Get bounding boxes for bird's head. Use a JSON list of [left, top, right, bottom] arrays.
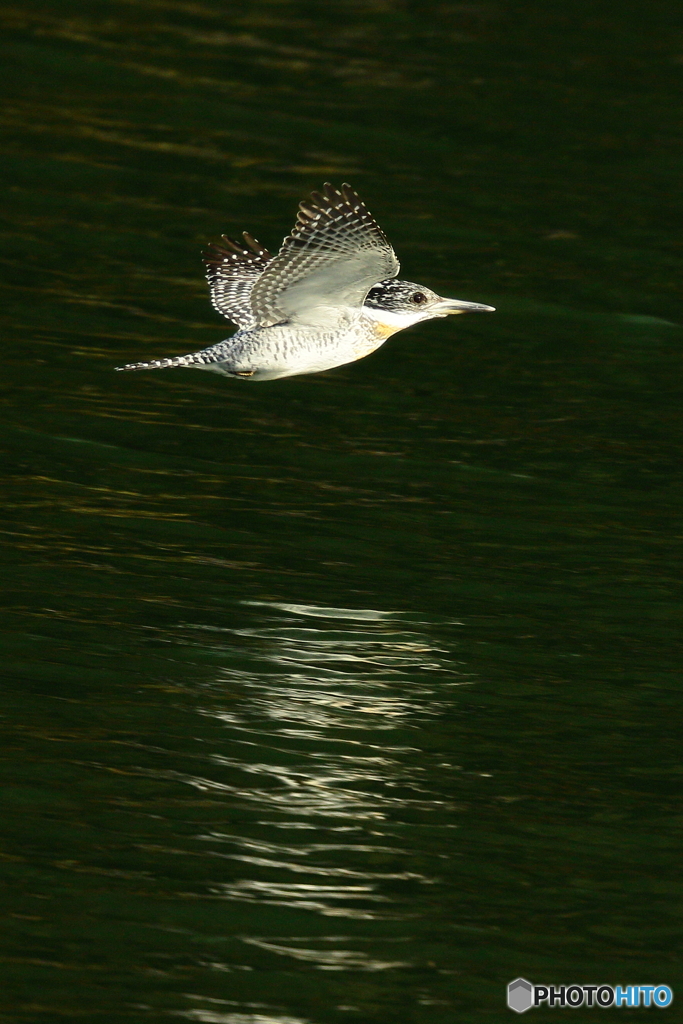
[[363, 279, 495, 333]]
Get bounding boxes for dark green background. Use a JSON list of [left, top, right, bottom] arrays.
[[1, 1, 682, 1021]]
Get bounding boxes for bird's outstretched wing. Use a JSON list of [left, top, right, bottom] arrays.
[[248, 183, 400, 327], [203, 233, 272, 330]]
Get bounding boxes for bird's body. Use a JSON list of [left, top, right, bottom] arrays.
[[134, 307, 408, 381], [116, 184, 494, 382]]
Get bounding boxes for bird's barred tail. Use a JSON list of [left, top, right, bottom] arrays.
[[115, 353, 206, 372]]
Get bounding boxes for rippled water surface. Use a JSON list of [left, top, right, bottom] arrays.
[[1, 1, 683, 1021]]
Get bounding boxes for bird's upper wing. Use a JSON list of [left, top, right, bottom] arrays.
[[203, 233, 272, 330], [248, 183, 400, 327]]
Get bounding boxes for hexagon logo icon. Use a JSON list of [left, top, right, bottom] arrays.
[[508, 978, 533, 1013]]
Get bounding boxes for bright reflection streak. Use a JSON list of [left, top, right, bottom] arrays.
[[178, 1012, 312, 1024], [208, 879, 393, 919], [242, 601, 400, 621], [152, 601, 471, 981], [243, 937, 409, 971]]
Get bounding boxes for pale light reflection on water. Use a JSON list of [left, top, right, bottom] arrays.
[[178, 1010, 312, 1024], [172, 602, 471, 972]]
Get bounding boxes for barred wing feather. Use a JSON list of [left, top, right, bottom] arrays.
[[249, 183, 400, 327], [203, 233, 272, 330]]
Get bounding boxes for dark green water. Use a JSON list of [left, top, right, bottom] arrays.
[[1, 2, 682, 1021]]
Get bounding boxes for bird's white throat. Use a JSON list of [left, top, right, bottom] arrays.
[[362, 305, 431, 333]]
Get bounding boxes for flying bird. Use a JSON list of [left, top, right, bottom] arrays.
[[116, 183, 494, 382]]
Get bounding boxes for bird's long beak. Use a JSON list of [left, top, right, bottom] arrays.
[[437, 298, 496, 315]]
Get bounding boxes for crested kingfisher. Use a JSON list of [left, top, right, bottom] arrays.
[[116, 183, 495, 382]]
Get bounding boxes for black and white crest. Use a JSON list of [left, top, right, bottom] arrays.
[[364, 279, 441, 312]]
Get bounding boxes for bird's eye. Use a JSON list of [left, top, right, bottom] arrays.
[[410, 292, 427, 304]]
